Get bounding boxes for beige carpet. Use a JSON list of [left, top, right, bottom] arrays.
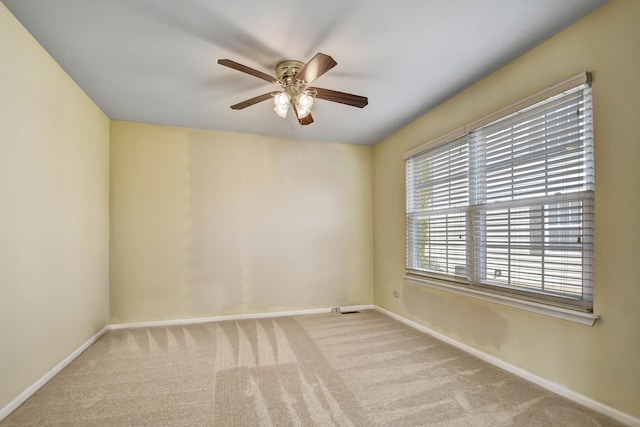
[[1, 310, 622, 426]]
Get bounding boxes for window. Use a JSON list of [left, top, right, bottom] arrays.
[[406, 74, 594, 311]]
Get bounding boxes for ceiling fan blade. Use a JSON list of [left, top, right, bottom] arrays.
[[298, 113, 314, 125], [292, 104, 314, 125], [218, 59, 277, 83], [312, 87, 368, 108], [230, 92, 275, 110], [296, 53, 337, 84]]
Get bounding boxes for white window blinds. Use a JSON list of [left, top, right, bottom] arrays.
[[406, 78, 593, 308]]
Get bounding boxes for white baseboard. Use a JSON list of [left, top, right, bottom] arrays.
[[374, 306, 639, 427], [0, 326, 109, 423], [109, 305, 374, 330], [339, 304, 375, 312]]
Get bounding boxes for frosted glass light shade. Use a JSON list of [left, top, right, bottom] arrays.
[[295, 93, 314, 118], [273, 92, 290, 118]]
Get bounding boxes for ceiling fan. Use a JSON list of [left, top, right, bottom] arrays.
[[218, 53, 368, 126]]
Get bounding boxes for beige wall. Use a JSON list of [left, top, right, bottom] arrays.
[[373, 0, 640, 418], [110, 121, 373, 323], [0, 4, 110, 410]]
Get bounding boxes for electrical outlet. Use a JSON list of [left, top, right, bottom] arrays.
[[393, 290, 399, 298]]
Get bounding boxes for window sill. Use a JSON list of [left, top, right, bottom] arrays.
[[403, 274, 600, 326]]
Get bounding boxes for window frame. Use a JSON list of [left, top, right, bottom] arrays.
[[404, 72, 598, 325]]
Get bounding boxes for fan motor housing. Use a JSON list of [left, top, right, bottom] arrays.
[[276, 60, 305, 81]]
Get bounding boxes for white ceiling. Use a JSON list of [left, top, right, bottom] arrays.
[[3, 0, 607, 146]]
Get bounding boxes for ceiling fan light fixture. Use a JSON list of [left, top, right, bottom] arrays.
[[295, 92, 314, 119], [219, 53, 367, 126], [273, 92, 290, 118]]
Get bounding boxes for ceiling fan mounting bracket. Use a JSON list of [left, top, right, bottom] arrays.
[[276, 60, 305, 81]]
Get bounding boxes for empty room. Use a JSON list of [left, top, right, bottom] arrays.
[[1, 0, 639, 425]]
